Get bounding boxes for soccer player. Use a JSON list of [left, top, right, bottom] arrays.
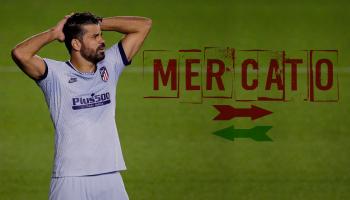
[[11, 12, 152, 200]]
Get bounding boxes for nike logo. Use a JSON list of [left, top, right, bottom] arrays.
[[68, 77, 77, 83]]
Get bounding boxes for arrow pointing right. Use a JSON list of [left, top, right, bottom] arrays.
[[213, 105, 273, 120]]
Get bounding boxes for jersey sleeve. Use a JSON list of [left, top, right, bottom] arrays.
[[104, 41, 132, 81], [35, 58, 60, 94]]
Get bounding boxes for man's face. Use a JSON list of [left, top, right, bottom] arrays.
[[79, 24, 105, 64]]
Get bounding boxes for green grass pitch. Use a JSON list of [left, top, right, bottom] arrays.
[[0, 0, 350, 199]]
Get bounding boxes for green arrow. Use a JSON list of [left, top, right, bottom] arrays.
[[213, 125, 273, 141]]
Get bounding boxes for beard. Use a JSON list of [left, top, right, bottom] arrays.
[[80, 43, 105, 64]]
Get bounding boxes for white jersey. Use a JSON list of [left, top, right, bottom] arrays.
[[36, 42, 131, 177]]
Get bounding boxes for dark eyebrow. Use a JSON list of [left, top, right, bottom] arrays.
[[92, 32, 102, 37]]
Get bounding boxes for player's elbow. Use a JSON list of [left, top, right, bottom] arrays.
[[11, 46, 29, 64], [11, 47, 31, 71], [145, 18, 152, 28], [11, 47, 22, 63], [11, 47, 22, 61], [142, 18, 152, 32]]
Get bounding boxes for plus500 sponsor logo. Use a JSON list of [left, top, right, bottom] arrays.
[[72, 92, 111, 110]]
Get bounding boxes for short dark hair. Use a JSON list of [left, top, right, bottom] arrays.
[[63, 12, 102, 53]]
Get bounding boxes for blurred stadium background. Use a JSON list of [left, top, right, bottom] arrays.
[[0, 0, 350, 199]]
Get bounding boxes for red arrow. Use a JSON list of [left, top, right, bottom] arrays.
[[213, 105, 272, 120]]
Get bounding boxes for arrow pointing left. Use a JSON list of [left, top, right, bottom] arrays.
[[213, 125, 273, 141]]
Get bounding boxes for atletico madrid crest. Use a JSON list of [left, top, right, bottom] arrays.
[[99, 66, 109, 82]]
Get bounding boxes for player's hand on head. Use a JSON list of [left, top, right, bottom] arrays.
[[53, 13, 74, 42]]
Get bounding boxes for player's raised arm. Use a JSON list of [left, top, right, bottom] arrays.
[[100, 16, 152, 62], [11, 14, 72, 80]]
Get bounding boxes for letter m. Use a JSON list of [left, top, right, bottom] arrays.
[[153, 59, 177, 90]]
